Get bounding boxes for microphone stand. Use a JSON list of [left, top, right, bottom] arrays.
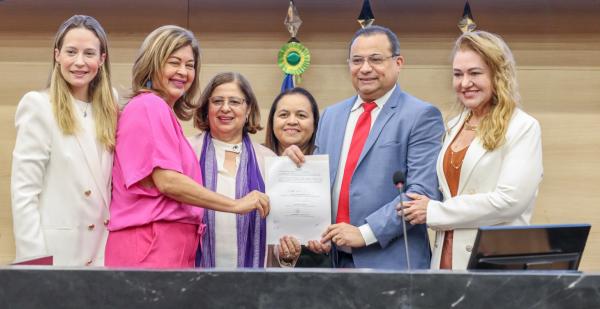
[[393, 171, 411, 270], [398, 190, 411, 270]]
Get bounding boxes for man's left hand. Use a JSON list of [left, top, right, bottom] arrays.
[[321, 223, 366, 248]]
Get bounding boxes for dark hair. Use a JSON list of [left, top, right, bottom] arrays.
[[348, 25, 401, 57], [264, 87, 319, 155], [194, 72, 262, 134]]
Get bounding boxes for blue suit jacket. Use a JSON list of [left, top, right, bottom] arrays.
[[315, 86, 444, 269]]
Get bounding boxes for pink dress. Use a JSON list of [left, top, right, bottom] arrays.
[[105, 92, 204, 268]]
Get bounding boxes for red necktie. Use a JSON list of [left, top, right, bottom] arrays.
[[336, 102, 378, 224]]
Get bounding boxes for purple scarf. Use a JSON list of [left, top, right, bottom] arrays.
[[196, 132, 266, 268]]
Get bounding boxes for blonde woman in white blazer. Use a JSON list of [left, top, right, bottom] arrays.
[[400, 31, 543, 270], [11, 15, 118, 266]]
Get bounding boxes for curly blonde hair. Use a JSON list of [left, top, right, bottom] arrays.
[[452, 30, 519, 151]]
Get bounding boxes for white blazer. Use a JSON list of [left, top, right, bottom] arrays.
[[427, 108, 543, 270], [11, 91, 112, 266]]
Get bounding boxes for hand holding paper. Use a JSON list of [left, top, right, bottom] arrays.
[[265, 155, 331, 245]]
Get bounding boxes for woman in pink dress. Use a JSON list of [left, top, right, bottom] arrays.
[[104, 25, 269, 269]]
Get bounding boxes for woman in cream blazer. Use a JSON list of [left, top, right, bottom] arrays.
[[11, 15, 118, 266], [427, 108, 541, 270], [401, 31, 543, 270]]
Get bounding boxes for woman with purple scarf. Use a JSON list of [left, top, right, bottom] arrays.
[[190, 72, 301, 267]]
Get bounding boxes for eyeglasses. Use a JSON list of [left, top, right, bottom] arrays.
[[348, 54, 397, 67], [209, 96, 246, 108]]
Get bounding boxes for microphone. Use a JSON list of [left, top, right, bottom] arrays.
[[393, 171, 406, 193], [393, 171, 411, 270]]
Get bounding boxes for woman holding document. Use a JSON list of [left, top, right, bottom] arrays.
[[264, 87, 331, 267], [190, 72, 299, 267], [400, 31, 543, 270]]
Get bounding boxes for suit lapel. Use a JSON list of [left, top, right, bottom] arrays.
[[458, 137, 486, 193], [356, 87, 400, 166], [74, 120, 110, 209], [437, 133, 453, 198], [438, 111, 468, 198]]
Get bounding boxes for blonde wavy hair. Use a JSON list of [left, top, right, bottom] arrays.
[[49, 15, 118, 150], [451, 30, 519, 151], [131, 25, 201, 121]]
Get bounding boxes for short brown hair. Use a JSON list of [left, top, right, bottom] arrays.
[[194, 72, 263, 134]]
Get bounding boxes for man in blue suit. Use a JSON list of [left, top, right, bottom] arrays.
[[285, 25, 444, 269]]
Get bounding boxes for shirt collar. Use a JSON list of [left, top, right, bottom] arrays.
[[351, 85, 397, 112]]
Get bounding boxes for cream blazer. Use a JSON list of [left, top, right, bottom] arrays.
[[11, 91, 112, 266], [427, 108, 543, 270]]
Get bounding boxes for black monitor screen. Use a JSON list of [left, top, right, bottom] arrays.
[[467, 224, 591, 271]]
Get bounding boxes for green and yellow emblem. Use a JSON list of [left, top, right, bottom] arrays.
[[278, 42, 310, 75]]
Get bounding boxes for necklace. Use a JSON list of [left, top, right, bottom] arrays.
[[463, 112, 478, 131], [77, 101, 90, 118], [82, 103, 89, 118], [449, 149, 463, 170]]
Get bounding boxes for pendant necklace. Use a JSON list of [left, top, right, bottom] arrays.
[[78, 102, 90, 118]]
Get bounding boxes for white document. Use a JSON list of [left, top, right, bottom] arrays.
[[265, 155, 331, 245]]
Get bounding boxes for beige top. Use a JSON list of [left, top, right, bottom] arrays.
[[212, 138, 242, 267]]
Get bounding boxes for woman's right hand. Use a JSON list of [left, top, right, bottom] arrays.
[[282, 145, 305, 167], [234, 190, 270, 218]]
